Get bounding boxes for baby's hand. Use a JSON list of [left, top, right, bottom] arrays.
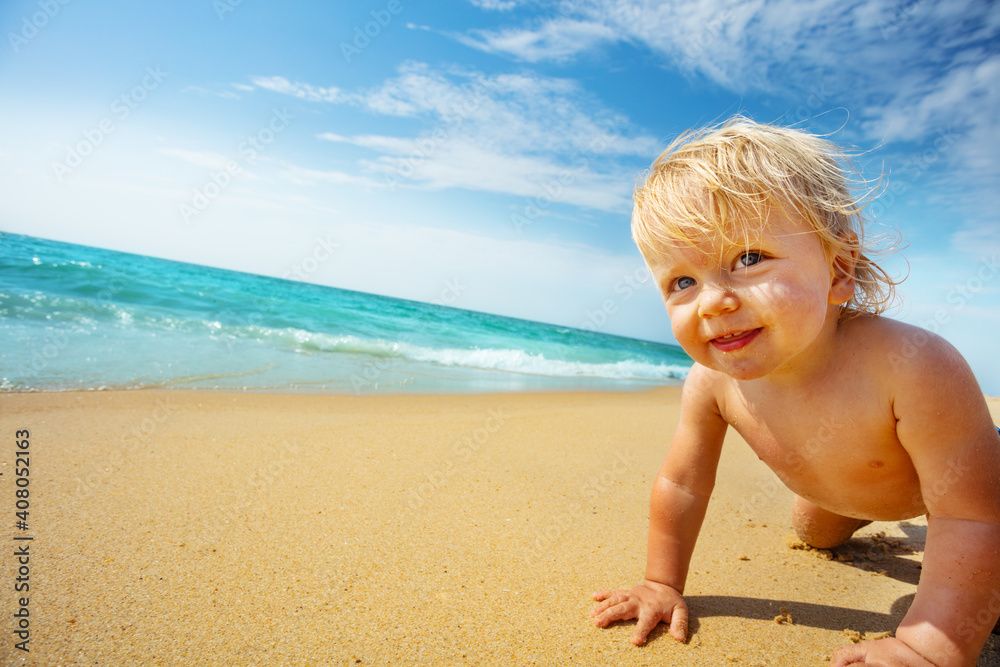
[[829, 636, 937, 666], [590, 581, 688, 645]]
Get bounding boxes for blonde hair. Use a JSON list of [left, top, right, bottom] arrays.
[[632, 116, 899, 317]]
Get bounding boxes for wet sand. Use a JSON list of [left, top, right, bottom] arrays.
[[1, 389, 998, 665]]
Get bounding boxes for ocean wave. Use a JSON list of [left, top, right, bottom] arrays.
[[2, 293, 690, 383], [243, 327, 688, 381], [407, 345, 688, 380], [3, 233, 693, 391]]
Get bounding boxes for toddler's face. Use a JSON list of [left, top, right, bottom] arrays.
[[644, 210, 844, 381]]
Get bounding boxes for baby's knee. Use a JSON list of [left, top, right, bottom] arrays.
[[791, 497, 869, 550], [791, 502, 831, 548]]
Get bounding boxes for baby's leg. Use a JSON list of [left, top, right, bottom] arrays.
[[791, 496, 871, 549]]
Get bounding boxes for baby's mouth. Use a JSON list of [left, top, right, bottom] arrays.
[[710, 328, 762, 351]]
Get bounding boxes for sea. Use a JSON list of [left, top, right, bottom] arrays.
[[0, 232, 691, 394]]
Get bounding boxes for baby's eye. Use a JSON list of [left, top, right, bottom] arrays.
[[735, 252, 764, 269], [672, 276, 696, 291]]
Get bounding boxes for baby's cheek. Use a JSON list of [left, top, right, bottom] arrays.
[[668, 314, 703, 359], [670, 319, 695, 351], [759, 281, 825, 319]]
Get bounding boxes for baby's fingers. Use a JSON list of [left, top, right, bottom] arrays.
[[591, 596, 637, 628], [589, 590, 626, 618], [591, 589, 619, 602], [631, 611, 661, 645], [668, 604, 689, 642], [827, 645, 860, 667], [632, 602, 687, 645]]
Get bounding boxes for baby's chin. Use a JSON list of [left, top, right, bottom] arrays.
[[698, 356, 776, 381], [678, 344, 779, 381], [718, 368, 772, 382]]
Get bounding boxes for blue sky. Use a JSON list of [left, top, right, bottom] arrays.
[[1, 0, 998, 392]]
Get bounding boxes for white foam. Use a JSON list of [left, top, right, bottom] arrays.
[[407, 346, 688, 380], [239, 326, 688, 381]]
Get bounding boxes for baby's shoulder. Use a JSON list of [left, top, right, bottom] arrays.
[[681, 362, 729, 407], [842, 315, 973, 390]]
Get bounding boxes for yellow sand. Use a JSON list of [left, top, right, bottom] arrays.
[[1, 389, 998, 666]]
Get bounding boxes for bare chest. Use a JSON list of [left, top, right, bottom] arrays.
[[720, 387, 924, 519]]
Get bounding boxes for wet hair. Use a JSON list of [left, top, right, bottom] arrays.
[[632, 116, 899, 317]]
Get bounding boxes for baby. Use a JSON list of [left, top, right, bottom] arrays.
[[590, 117, 1000, 666]]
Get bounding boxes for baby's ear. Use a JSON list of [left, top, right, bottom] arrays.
[[829, 234, 858, 306]]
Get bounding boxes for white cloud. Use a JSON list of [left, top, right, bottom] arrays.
[[450, 0, 998, 119], [155, 148, 234, 170], [363, 138, 634, 211], [316, 132, 348, 143], [250, 75, 342, 103], [451, 0, 974, 93], [467, 0, 519, 10], [455, 18, 619, 63], [449, 0, 1000, 254], [356, 63, 468, 117], [250, 62, 659, 212], [950, 221, 1000, 258], [275, 163, 381, 188], [862, 55, 1000, 144], [859, 52, 1000, 254], [322, 133, 417, 154]]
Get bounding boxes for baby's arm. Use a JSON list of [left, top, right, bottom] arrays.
[[591, 364, 728, 644], [835, 337, 1000, 667]]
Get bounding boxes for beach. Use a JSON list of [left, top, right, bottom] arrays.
[[2, 388, 998, 666]]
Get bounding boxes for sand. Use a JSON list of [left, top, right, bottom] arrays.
[[1, 389, 998, 666]]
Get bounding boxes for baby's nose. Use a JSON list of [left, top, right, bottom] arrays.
[[697, 283, 739, 317]]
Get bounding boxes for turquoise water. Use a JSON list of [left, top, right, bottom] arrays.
[[0, 232, 692, 394]]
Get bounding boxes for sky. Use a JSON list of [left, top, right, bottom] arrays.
[[1, 0, 998, 393]]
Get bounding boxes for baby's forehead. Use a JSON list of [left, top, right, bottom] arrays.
[[650, 226, 764, 256], [642, 216, 819, 266], [643, 236, 734, 270], [661, 206, 815, 245]]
